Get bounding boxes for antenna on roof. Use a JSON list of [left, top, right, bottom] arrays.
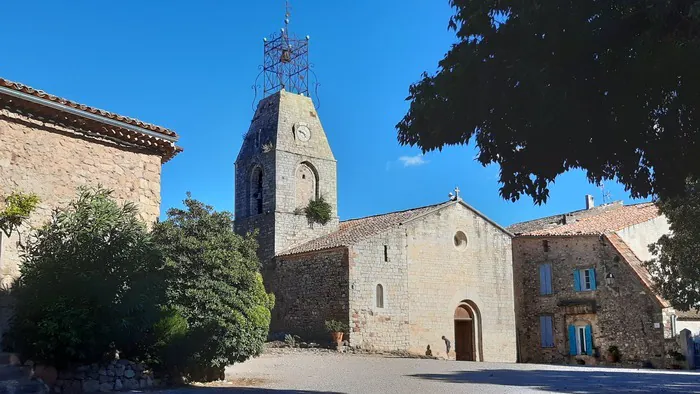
[[598, 182, 611, 205]]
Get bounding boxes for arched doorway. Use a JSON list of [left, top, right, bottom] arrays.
[[454, 304, 476, 361]]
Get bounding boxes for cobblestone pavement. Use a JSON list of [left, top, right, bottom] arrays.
[[159, 349, 700, 394]]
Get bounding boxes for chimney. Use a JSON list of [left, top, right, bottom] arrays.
[[585, 195, 595, 210]]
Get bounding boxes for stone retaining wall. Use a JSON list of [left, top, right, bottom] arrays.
[[51, 360, 159, 393]]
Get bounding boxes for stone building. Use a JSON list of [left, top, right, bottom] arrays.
[[234, 88, 516, 362], [0, 77, 181, 290], [509, 197, 677, 367]]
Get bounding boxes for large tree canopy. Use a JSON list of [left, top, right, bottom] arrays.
[[646, 181, 700, 311], [397, 0, 700, 203]]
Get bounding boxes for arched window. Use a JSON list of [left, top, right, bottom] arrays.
[[376, 284, 384, 308], [250, 166, 264, 215], [296, 162, 318, 208]]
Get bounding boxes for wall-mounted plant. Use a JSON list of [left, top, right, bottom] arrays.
[[304, 196, 332, 225], [262, 142, 274, 153]]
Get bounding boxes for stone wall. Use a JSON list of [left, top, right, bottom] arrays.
[[270, 248, 349, 340], [513, 236, 667, 367], [0, 109, 162, 288], [405, 203, 516, 362], [52, 359, 158, 393], [347, 228, 410, 351]]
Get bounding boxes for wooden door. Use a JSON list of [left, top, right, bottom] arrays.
[[455, 319, 475, 361]]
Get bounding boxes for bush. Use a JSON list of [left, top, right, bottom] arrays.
[[304, 196, 332, 225], [152, 194, 274, 382], [324, 320, 348, 333], [8, 187, 167, 367], [0, 191, 40, 238]]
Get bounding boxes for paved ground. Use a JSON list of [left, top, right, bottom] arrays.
[[162, 350, 700, 394]]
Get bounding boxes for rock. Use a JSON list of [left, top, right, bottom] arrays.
[[9, 354, 21, 366], [138, 378, 147, 389], [76, 366, 89, 372], [88, 370, 99, 380], [58, 371, 73, 380], [145, 376, 153, 387], [106, 369, 115, 377], [115, 365, 125, 377], [98, 368, 107, 376], [124, 378, 138, 390], [53, 385, 62, 393], [116, 360, 130, 366], [24, 360, 35, 368], [74, 372, 85, 380], [123, 369, 135, 379], [83, 379, 100, 393], [99, 375, 111, 384], [34, 365, 58, 386], [99, 382, 113, 392], [114, 379, 123, 390]]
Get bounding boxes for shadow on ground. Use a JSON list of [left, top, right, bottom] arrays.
[[409, 368, 700, 393], [155, 387, 341, 394]]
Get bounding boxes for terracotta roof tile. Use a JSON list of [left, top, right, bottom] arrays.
[[605, 233, 670, 308], [509, 202, 659, 236], [0, 77, 181, 161], [279, 201, 451, 256], [676, 310, 700, 320]]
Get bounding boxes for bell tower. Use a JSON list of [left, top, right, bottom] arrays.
[[234, 1, 338, 263]]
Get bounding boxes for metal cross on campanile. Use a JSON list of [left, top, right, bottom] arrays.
[[454, 187, 461, 199]]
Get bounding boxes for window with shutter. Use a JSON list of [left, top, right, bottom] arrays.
[[539, 264, 553, 295], [540, 315, 554, 348], [574, 268, 596, 291]]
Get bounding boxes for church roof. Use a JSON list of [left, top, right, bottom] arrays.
[[278, 201, 453, 256], [507, 202, 659, 236], [0, 77, 181, 162]]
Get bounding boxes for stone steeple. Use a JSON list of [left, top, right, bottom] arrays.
[[234, 90, 338, 262]]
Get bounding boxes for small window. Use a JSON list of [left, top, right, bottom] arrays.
[[671, 315, 678, 337], [453, 231, 468, 251], [540, 315, 554, 348], [539, 264, 553, 295], [383, 245, 388, 262], [376, 284, 384, 308], [542, 240, 550, 252], [574, 268, 597, 291]]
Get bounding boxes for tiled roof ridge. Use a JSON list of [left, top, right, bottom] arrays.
[[0, 77, 177, 138], [604, 233, 670, 308], [507, 201, 625, 231], [278, 201, 454, 256]]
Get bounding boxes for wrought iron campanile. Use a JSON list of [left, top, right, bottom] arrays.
[[254, 1, 319, 106]]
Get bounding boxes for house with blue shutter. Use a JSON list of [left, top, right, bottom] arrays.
[[509, 196, 678, 368]]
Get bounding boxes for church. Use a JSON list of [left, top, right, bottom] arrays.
[[233, 9, 517, 362]]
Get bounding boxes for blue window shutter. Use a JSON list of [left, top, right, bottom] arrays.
[[545, 316, 553, 347], [589, 269, 597, 290], [539, 266, 547, 295], [585, 325, 593, 355], [545, 264, 552, 294], [568, 325, 577, 355], [573, 270, 581, 292], [540, 316, 547, 347]]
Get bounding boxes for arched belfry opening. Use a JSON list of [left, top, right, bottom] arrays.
[[295, 162, 318, 208], [251, 166, 264, 215], [454, 301, 483, 362]]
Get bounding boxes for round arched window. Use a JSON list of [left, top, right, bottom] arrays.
[[454, 231, 468, 251]]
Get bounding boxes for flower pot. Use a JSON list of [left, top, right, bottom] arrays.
[[331, 331, 344, 345]]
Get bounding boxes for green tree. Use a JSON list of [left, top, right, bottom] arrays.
[[8, 187, 167, 366], [0, 191, 40, 238], [646, 182, 700, 311], [397, 0, 700, 204], [152, 194, 274, 382]]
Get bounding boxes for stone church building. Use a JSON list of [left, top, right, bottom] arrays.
[[234, 90, 517, 362]]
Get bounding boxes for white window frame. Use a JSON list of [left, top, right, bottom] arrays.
[[576, 326, 588, 355], [582, 270, 592, 290]]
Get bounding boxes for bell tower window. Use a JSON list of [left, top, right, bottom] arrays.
[[251, 166, 264, 215], [295, 162, 318, 209]]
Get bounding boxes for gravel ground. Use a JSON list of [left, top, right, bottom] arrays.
[[157, 349, 700, 394]]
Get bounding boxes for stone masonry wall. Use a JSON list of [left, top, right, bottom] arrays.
[[270, 248, 349, 340], [0, 109, 162, 288], [348, 228, 410, 351], [513, 236, 667, 367], [406, 203, 516, 362]]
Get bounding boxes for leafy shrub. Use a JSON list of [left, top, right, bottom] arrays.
[[284, 334, 300, 348], [304, 196, 332, 225], [324, 320, 348, 333], [0, 191, 40, 237], [152, 194, 274, 382], [8, 187, 167, 367]]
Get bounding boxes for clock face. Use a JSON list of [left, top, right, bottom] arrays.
[[295, 124, 311, 142]]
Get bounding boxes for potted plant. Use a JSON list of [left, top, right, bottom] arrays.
[[607, 345, 621, 363], [324, 320, 348, 346]]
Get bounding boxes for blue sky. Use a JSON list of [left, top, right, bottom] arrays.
[[0, 0, 647, 226]]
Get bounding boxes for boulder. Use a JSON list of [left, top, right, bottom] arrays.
[[114, 379, 123, 391], [82, 379, 99, 393], [34, 365, 58, 386], [98, 382, 113, 392], [123, 369, 135, 379]]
